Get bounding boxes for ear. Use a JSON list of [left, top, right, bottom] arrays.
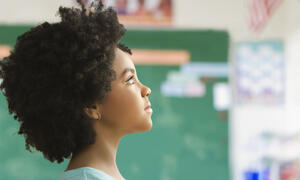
[[83, 103, 102, 120]]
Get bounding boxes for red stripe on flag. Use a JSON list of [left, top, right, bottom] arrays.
[[248, 0, 284, 32]]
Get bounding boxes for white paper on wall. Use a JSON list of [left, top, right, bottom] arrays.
[[235, 41, 285, 106], [213, 83, 231, 111]]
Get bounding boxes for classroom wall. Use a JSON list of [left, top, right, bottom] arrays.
[[175, 0, 286, 40], [1, 0, 298, 180], [0, 0, 287, 40], [0, 0, 74, 24], [285, 0, 300, 135]]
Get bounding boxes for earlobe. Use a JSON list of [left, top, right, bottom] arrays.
[[83, 105, 99, 120]]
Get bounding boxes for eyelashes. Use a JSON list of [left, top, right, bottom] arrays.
[[126, 75, 135, 85]]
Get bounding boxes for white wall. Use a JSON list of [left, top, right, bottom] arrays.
[[0, 0, 74, 24], [285, 0, 300, 135], [174, 0, 287, 40], [0, 0, 287, 40]]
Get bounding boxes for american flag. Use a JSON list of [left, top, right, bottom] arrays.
[[249, 0, 284, 32]]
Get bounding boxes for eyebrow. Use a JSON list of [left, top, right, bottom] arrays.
[[120, 68, 135, 79]]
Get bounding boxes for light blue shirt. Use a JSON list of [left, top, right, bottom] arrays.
[[60, 167, 121, 180]]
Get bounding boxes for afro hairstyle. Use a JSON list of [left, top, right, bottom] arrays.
[[0, 0, 132, 164]]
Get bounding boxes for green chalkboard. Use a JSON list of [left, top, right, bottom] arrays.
[[0, 25, 230, 180]]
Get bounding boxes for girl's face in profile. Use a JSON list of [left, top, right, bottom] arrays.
[[100, 48, 152, 134]]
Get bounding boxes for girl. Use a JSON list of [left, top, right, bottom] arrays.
[[0, 1, 152, 180]]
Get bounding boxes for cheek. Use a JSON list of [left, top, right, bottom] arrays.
[[102, 86, 144, 126]]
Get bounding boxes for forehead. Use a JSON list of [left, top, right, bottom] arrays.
[[113, 48, 135, 76]]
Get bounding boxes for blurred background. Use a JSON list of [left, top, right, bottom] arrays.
[[0, 0, 299, 180]]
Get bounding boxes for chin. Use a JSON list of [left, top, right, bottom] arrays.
[[144, 118, 153, 131], [126, 119, 152, 134], [136, 117, 153, 133]]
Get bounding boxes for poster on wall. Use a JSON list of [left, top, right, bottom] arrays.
[[234, 41, 285, 106], [78, 0, 172, 27]]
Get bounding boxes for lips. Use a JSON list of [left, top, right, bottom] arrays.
[[144, 102, 151, 110], [145, 105, 153, 113], [144, 105, 151, 110]]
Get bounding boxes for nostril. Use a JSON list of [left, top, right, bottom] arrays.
[[146, 88, 151, 96]]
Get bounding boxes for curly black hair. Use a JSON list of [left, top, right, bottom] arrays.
[[0, 0, 131, 164]]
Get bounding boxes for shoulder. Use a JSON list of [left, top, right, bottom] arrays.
[[60, 167, 116, 180]]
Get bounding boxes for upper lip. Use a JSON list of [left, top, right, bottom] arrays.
[[144, 103, 151, 110]]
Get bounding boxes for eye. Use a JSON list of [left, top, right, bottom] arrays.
[[126, 75, 135, 85]]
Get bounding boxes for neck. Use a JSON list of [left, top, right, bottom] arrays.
[[65, 123, 125, 179]]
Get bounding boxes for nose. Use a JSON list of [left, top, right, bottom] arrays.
[[142, 85, 151, 97]]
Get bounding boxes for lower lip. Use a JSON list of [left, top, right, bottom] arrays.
[[145, 107, 153, 113]]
